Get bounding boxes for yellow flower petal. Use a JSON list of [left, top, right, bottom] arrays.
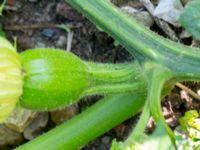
[[0, 39, 23, 122]]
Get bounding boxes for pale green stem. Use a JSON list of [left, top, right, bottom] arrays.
[[146, 64, 176, 146], [84, 81, 145, 96], [67, 0, 200, 81], [128, 100, 150, 139], [86, 62, 141, 83], [83, 62, 146, 96]]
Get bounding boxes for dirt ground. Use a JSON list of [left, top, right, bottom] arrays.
[[0, 0, 200, 149]]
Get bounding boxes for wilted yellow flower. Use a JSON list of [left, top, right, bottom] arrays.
[[0, 37, 23, 122]]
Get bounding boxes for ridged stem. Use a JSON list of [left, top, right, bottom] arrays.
[[66, 0, 200, 81], [16, 92, 146, 150], [128, 100, 150, 139], [86, 62, 141, 83], [83, 62, 145, 96]]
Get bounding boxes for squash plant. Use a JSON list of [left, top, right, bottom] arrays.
[[0, 0, 200, 149]]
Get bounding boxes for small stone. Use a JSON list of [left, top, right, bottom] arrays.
[[51, 104, 79, 124], [41, 29, 56, 39], [56, 35, 67, 48], [192, 40, 200, 48], [146, 117, 155, 132], [15, 1, 22, 10], [4, 108, 38, 133], [179, 30, 191, 39], [24, 112, 48, 140], [0, 125, 23, 146], [154, 0, 184, 26], [101, 136, 110, 145], [120, 6, 154, 27], [35, 41, 46, 48]]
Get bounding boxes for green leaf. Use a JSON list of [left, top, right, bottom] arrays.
[[179, 110, 200, 140], [175, 126, 200, 150], [179, 0, 200, 40]]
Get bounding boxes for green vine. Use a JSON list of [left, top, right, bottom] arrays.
[[0, 0, 199, 149]]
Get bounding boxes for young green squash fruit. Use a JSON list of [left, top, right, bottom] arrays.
[[20, 48, 139, 111], [20, 49, 89, 110]]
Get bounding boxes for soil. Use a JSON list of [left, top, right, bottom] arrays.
[[0, 0, 200, 150]]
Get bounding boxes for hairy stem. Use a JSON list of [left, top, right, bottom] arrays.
[[16, 93, 145, 150], [86, 62, 141, 83], [145, 63, 175, 146], [84, 62, 146, 96], [128, 100, 150, 139], [66, 0, 200, 81]]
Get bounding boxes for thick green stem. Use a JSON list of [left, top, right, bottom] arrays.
[[144, 63, 176, 146], [127, 63, 175, 144], [84, 62, 145, 96], [86, 62, 141, 83], [128, 100, 150, 139], [16, 93, 145, 150], [66, 0, 200, 81], [84, 81, 145, 96]]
